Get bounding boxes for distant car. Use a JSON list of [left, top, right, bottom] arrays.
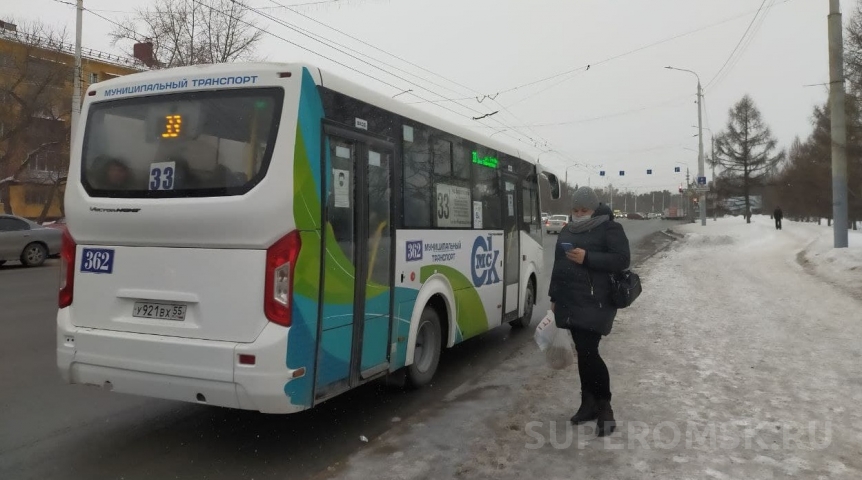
[[541, 212, 549, 223], [613, 209, 622, 218], [0, 214, 62, 267], [626, 212, 645, 220], [545, 214, 569, 234]]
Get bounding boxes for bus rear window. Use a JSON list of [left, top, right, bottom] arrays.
[[81, 88, 283, 198]]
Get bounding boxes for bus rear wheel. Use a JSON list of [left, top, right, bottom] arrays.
[[509, 281, 535, 329], [406, 307, 442, 388]]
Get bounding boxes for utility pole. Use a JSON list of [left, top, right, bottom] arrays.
[[712, 136, 717, 221], [697, 80, 706, 226], [829, 0, 849, 248], [686, 168, 691, 222], [72, 0, 83, 140]]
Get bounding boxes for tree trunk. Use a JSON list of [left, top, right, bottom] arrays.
[[743, 169, 751, 224], [36, 181, 60, 224], [0, 185, 12, 214]]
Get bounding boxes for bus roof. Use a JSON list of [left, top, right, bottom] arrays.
[[86, 62, 538, 166]]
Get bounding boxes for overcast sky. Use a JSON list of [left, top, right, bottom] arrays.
[[4, 0, 845, 192]]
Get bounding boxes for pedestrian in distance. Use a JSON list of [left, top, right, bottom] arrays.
[[773, 206, 783, 230], [548, 186, 631, 437]]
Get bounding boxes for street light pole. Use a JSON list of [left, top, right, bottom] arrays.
[[667, 66, 706, 226]]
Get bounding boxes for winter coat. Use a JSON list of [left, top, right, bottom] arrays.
[[774, 208, 783, 220], [548, 206, 631, 335]]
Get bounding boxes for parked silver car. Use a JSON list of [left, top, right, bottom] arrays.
[[0, 214, 62, 267], [545, 214, 569, 234]]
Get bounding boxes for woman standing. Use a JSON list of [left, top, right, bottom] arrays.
[[549, 186, 631, 436]]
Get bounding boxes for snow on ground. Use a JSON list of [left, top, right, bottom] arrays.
[[320, 216, 862, 480]]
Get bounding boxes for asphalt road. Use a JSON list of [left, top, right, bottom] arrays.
[[0, 219, 680, 480]]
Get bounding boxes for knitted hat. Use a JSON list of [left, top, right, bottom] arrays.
[[571, 186, 600, 211]]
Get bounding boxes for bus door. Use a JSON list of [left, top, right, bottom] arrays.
[[315, 126, 394, 400], [501, 171, 521, 322]]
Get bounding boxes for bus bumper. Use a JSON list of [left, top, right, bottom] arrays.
[[56, 309, 308, 414]]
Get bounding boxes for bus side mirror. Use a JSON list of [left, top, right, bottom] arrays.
[[544, 173, 561, 200]]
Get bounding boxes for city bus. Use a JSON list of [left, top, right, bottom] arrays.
[[57, 62, 561, 414]]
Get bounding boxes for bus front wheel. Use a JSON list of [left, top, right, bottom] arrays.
[[406, 307, 442, 388]]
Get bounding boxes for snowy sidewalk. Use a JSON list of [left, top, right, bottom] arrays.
[[319, 217, 862, 480]]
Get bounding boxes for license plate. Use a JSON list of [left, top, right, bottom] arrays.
[[132, 302, 187, 321]]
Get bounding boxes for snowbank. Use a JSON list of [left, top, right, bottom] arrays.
[[322, 216, 862, 480]]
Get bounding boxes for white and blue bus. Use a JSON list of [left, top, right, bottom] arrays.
[[57, 63, 561, 413]]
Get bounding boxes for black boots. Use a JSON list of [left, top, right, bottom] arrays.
[[596, 399, 616, 437], [569, 391, 599, 424]]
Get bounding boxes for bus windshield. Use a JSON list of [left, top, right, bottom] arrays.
[[81, 87, 284, 198]]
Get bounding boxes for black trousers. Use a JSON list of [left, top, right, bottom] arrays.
[[775, 218, 782, 229], [569, 327, 611, 400]]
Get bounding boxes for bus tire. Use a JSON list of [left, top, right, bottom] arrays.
[[406, 307, 442, 388], [21, 242, 47, 267], [509, 280, 535, 329]]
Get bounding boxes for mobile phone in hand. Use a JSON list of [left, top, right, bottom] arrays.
[[560, 242, 574, 251]]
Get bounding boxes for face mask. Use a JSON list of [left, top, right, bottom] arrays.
[[568, 215, 591, 225]]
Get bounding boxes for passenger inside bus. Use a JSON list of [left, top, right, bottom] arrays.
[[91, 155, 135, 190]]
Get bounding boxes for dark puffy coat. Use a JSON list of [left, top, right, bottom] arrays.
[[548, 205, 631, 335]]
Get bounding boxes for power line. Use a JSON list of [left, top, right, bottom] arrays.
[[705, 0, 769, 89], [493, 1, 797, 101], [254, 0, 342, 9], [265, 0, 479, 98], [191, 0, 546, 151], [250, 0, 562, 150], [473, 93, 696, 129], [258, 0, 474, 102], [261, 0, 562, 152], [503, 69, 590, 109], [712, 0, 775, 90]]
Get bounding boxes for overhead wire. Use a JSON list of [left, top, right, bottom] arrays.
[[255, 0, 562, 152], [469, 93, 696, 129], [705, 0, 770, 89], [191, 0, 549, 151], [494, 3, 788, 102], [493, 0, 799, 108], [708, 0, 775, 91]]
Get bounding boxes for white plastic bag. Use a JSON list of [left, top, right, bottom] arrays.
[[545, 329, 574, 370], [534, 310, 557, 351], [534, 310, 574, 370]]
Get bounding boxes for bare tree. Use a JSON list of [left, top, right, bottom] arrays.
[[846, 1, 862, 95], [110, 0, 263, 68], [713, 95, 785, 224], [0, 21, 71, 214]]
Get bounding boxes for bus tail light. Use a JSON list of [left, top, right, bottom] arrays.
[[264, 230, 301, 326], [59, 229, 76, 308]]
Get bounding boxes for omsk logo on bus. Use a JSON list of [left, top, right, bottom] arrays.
[[471, 235, 500, 287]]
